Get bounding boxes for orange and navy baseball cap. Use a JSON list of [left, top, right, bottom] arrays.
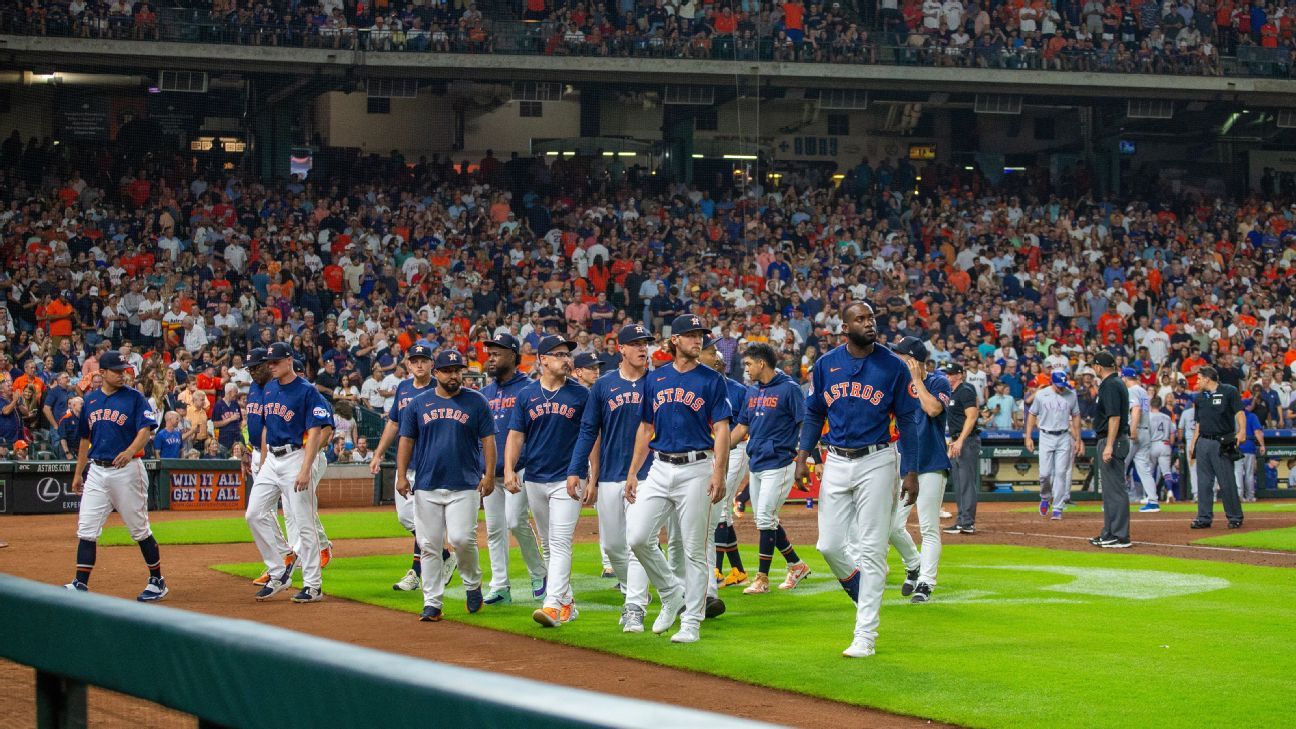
[[98, 351, 131, 371], [537, 335, 573, 356], [245, 348, 268, 369], [265, 342, 294, 361], [573, 352, 600, 371], [434, 349, 466, 370], [617, 323, 655, 344], [670, 314, 708, 336], [484, 332, 520, 353], [408, 342, 434, 360]]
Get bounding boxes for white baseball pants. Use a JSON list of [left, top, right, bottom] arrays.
[[246, 461, 292, 573], [249, 449, 326, 589], [1126, 432, 1157, 502], [597, 479, 663, 611], [254, 457, 331, 556], [888, 470, 946, 586], [77, 460, 152, 542], [1037, 432, 1075, 508], [526, 480, 582, 609], [482, 469, 547, 591], [1149, 443, 1172, 496], [1234, 454, 1257, 500], [817, 447, 898, 645], [415, 488, 482, 610], [749, 461, 796, 531], [628, 456, 712, 630], [395, 469, 416, 533], [706, 447, 748, 600]]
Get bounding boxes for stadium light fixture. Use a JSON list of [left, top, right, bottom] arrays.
[[691, 154, 704, 159], [723, 154, 758, 160], [618, 152, 636, 157]]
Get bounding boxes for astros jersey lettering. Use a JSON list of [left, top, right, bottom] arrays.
[[261, 376, 334, 446], [399, 389, 494, 491], [80, 386, 158, 460], [509, 378, 588, 482], [913, 371, 954, 474], [568, 371, 653, 481], [799, 344, 919, 475], [388, 378, 434, 424], [482, 372, 530, 476], [738, 370, 806, 471], [246, 380, 265, 446], [641, 363, 733, 453]]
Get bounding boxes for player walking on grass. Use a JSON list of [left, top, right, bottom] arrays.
[[371, 342, 457, 593], [729, 342, 809, 596], [698, 339, 750, 595], [570, 352, 615, 579], [65, 350, 166, 602], [1024, 370, 1083, 521], [796, 302, 919, 658], [481, 333, 548, 605], [248, 342, 334, 603], [395, 350, 495, 622], [507, 335, 589, 628], [625, 315, 732, 644]]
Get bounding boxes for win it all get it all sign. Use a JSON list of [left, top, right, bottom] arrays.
[[169, 470, 245, 511]]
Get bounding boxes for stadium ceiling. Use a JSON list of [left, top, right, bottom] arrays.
[[5, 36, 1296, 107]]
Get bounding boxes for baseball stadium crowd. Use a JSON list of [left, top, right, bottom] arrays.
[[2, 134, 1296, 496], [3, 0, 1295, 75]]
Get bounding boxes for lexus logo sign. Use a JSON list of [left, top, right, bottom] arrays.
[[37, 477, 64, 504]]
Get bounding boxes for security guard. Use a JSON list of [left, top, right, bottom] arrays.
[[1188, 366, 1246, 530], [1089, 352, 1132, 549]]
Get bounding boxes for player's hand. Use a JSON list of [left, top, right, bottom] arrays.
[[565, 475, 583, 501], [112, 451, 132, 468], [395, 478, 411, 497], [904, 356, 924, 383], [900, 473, 919, 507], [71, 473, 83, 494], [625, 475, 638, 504], [1102, 445, 1114, 463], [708, 472, 725, 504], [479, 476, 495, 498], [794, 454, 809, 485], [949, 439, 963, 458], [1023, 438, 1034, 453], [294, 470, 310, 492], [1236, 432, 1246, 447], [369, 458, 382, 476], [504, 472, 521, 494], [1259, 444, 1266, 456], [1074, 440, 1084, 458], [581, 478, 598, 507]]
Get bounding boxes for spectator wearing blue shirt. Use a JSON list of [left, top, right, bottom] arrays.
[[1235, 400, 1264, 503], [42, 372, 75, 433], [152, 411, 187, 459], [58, 397, 83, 459]]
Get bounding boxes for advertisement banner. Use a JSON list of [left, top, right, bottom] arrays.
[[9, 462, 81, 514], [168, 468, 245, 511]]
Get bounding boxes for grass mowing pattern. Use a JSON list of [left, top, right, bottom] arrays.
[[101, 509, 596, 546], [1195, 525, 1296, 551], [215, 543, 1296, 728]]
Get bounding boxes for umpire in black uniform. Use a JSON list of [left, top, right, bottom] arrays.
[[1090, 352, 1132, 549], [1189, 366, 1246, 530], [941, 362, 981, 535]]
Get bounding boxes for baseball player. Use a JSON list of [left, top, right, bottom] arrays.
[[625, 314, 732, 644], [729, 342, 808, 595], [370, 342, 458, 592], [886, 337, 951, 603], [395, 349, 495, 622], [796, 302, 919, 658], [1235, 399, 1264, 503], [65, 350, 166, 601], [1147, 397, 1176, 502], [572, 351, 616, 580], [481, 332, 548, 605], [1179, 401, 1198, 500], [1123, 368, 1159, 512], [248, 342, 334, 603], [1024, 370, 1083, 521], [506, 335, 589, 627], [698, 338, 749, 593], [293, 358, 334, 568]]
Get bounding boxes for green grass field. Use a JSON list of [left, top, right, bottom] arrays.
[[102, 509, 598, 546], [1013, 502, 1296, 514], [1195, 526, 1296, 551], [215, 543, 1295, 728]]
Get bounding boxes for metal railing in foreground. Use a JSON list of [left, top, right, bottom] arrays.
[[0, 574, 775, 729]]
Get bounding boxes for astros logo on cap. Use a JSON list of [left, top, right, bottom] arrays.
[[448, 352, 460, 363], [495, 334, 505, 342], [635, 325, 646, 334], [691, 316, 700, 327]]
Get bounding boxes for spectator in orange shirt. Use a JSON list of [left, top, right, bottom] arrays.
[[13, 360, 46, 400]]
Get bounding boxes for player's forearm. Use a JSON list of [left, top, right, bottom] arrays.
[[1235, 411, 1246, 436], [481, 437, 497, 483], [395, 436, 414, 475], [915, 389, 943, 417], [567, 422, 598, 479], [587, 434, 602, 483], [897, 415, 920, 476], [504, 431, 524, 477], [957, 408, 977, 441], [1129, 408, 1141, 432], [1024, 413, 1036, 437], [798, 411, 825, 453], [712, 420, 731, 475], [1070, 415, 1081, 441], [373, 421, 399, 462]]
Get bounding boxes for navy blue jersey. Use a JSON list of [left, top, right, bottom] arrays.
[[482, 372, 531, 477], [641, 363, 733, 454], [509, 378, 588, 483], [80, 386, 158, 461], [262, 376, 334, 447], [914, 371, 954, 474], [567, 370, 653, 482], [737, 371, 805, 472], [399, 388, 494, 491], [799, 344, 920, 476], [153, 428, 184, 458], [388, 377, 434, 424], [724, 377, 748, 441], [246, 380, 265, 447]]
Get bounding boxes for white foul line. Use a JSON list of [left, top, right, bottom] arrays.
[[997, 530, 1296, 559]]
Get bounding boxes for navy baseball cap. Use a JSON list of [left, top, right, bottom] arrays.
[[1092, 351, 1117, 368], [1120, 367, 1138, 378], [265, 342, 294, 361], [485, 332, 520, 353], [407, 342, 434, 360], [892, 336, 929, 362], [293, 358, 305, 373], [701, 332, 717, 350], [942, 362, 964, 375], [1051, 370, 1072, 389], [670, 314, 708, 336], [537, 335, 573, 355], [617, 323, 655, 344], [434, 349, 467, 370], [98, 351, 131, 371], [245, 347, 268, 369], [573, 352, 600, 370]]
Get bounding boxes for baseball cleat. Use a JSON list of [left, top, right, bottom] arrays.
[[601, 567, 616, 578], [1088, 534, 1111, 546], [939, 510, 953, 519], [652, 591, 685, 634], [1138, 503, 1161, 513], [722, 568, 748, 587], [441, 552, 458, 587], [1038, 499, 1050, 517], [670, 625, 700, 644], [942, 525, 965, 535], [393, 569, 421, 591], [283, 552, 298, 572], [743, 573, 770, 594], [622, 606, 646, 633], [419, 605, 443, 622], [910, 583, 932, 604], [291, 587, 325, 603], [466, 588, 484, 614], [531, 576, 547, 600], [1189, 520, 1212, 529], [1100, 539, 1133, 549], [255, 577, 291, 601], [842, 636, 876, 658], [320, 547, 332, 569], [559, 602, 579, 623], [252, 569, 272, 587], [483, 587, 512, 605], [137, 576, 169, 602], [1051, 509, 1063, 521], [705, 596, 726, 619], [779, 562, 811, 590], [1228, 520, 1243, 529], [714, 567, 723, 587], [533, 607, 561, 628], [65, 580, 88, 592], [900, 568, 919, 597]]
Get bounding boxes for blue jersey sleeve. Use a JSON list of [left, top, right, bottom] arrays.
[[508, 392, 529, 433], [399, 399, 419, 440], [737, 387, 753, 427], [567, 382, 602, 479], [306, 389, 334, 430], [789, 380, 806, 424], [799, 361, 827, 452], [388, 393, 401, 423], [709, 374, 733, 424], [78, 404, 91, 440], [928, 374, 952, 413], [893, 365, 920, 477], [475, 395, 495, 440]]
